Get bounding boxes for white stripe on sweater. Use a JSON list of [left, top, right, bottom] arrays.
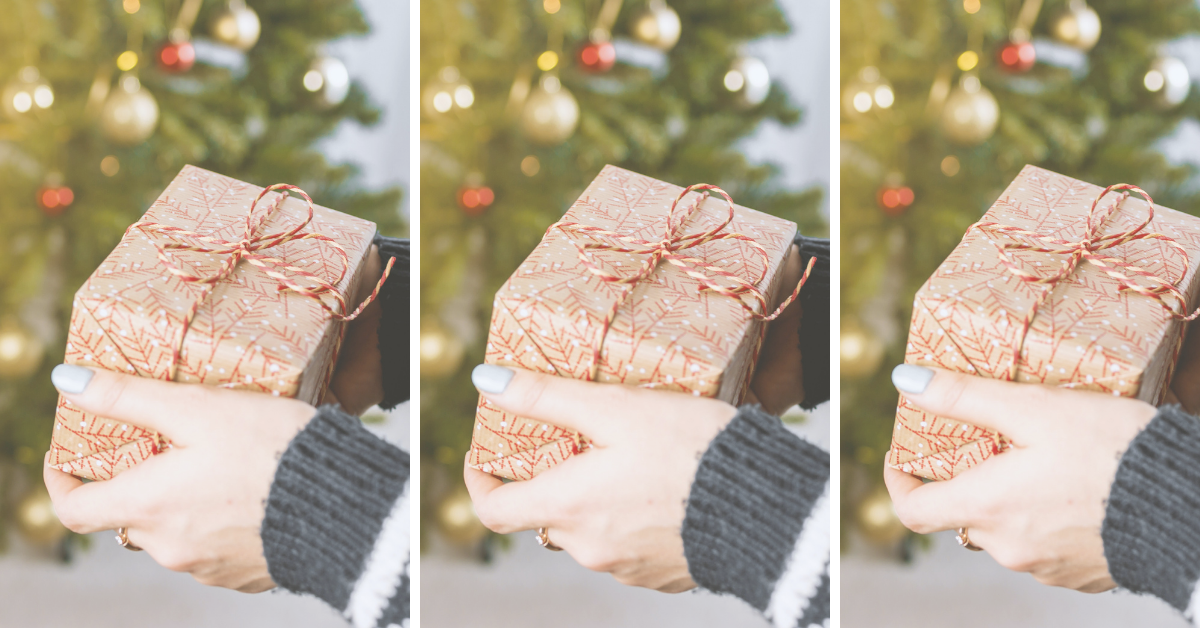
[[1186, 579, 1200, 626], [345, 485, 411, 628], [766, 484, 831, 628]]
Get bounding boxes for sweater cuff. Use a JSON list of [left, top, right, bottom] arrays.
[[373, 235, 410, 409], [794, 235, 830, 410], [263, 405, 411, 622], [1103, 404, 1200, 615], [683, 405, 830, 627]]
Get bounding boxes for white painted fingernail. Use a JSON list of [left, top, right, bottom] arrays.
[[51, 364, 95, 395], [892, 364, 934, 394], [472, 364, 514, 394]]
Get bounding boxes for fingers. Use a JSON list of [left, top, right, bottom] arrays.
[[471, 364, 635, 442], [52, 365, 217, 443], [463, 458, 552, 534], [891, 365, 1058, 442], [883, 463, 979, 533], [44, 458, 141, 534]]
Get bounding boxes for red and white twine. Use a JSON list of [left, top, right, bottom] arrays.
[[549, 183, 816, 380], [130, 183, 393, 381], [970, 183, 1200, 381]]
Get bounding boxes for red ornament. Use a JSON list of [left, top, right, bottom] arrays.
[[158, 40, 196, 73], [997, 40, 1036, 74], [876, 185, 914, 216], [38, 185, 74, 217], [458, 185, 495, 216], [577, 41, 616, 73]]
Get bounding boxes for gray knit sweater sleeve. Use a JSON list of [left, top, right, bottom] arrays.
[[1103, 404, 1200, 620], [682, 405, 830, 628], [262, 405, 411, 628]]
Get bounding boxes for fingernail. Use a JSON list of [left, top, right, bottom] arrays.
[[51, 364, 94, 395], [892, 364, 934, 394], [472, 364, 514, 394]]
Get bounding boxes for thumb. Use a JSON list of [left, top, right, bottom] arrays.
[[52, 364, 199, 443], [471, 364, 634, 443], [891, 364, 1043, 443]]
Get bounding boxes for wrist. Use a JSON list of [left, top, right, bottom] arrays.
[[682, 405, 829, 624], [1102, 405, 1200, 613]]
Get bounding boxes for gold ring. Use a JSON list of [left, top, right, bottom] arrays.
[[956, 527, 983, 551], [536, 527, 563, 551], [115, 527, 143, 552]]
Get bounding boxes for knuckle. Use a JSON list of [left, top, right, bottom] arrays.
[[993, 546, 1035, 572], [575, 547, 614, 572], [472, 503, 508, 534], [891, 502, 928, 534], [156, 549, 196, 573], [937, 374, 971, 419], [514, 375, 552, 414], [175, 385, 214, 413], [56, 510, 87, 534], [92, 374, 132, 418]]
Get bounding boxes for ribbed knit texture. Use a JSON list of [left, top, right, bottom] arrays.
[[794, 235, 830, 410], [682, 404, 830, 615], [262, 405, 411, 619], [373, 235, 411, 410], [1103, 404, 1200, 613]]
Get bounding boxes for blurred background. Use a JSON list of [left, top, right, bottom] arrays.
[[418, 0, 828, 625], [0, 0, 406, 624], [840, 0, 1199, 625]]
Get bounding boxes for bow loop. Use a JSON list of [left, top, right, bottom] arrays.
[[130, 182, 393, 380], [551, 183, 813, 321], [968, 182, 1200, 381]]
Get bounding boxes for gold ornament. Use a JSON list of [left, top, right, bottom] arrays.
[[856, 486, 909, 545], [521, 74, 579, 146], [211, 0, 261, 51], [724, 54, 771, 108], [15, 486, 69, 546], [941, 75, 998, 146], [842, 66, 894, 117], [3, 66, 55, 118], [420, 321, 465, 379], [0, 318, 45, 379], [632, 0, 681, 51], [100, 75, 159, 146], [840, 319, 883, 379], [1051, 0, 1101, 52], [303, 54, 351, 109], [421, 66, 475, 118], [436, 486, 488, 545], [1144, 55, 1190, 109]]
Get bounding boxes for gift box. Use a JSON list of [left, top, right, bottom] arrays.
[[50, 165, 380, 481], [889, 165, 1200, 481], [468, 165, 807, 481]]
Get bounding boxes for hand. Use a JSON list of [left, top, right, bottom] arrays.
[[1166, 320, 1200, 413], [884, 364, 1155, 593], [746, 244, 806, 415], [463, 364, 738, 592], [328, 244, 384, 415], [45, 364, 316, 592]]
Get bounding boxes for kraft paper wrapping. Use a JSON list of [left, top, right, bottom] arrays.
[[468, 165, 799, 481], [889, 165, 1200, 481], [50, 165, 377, 481]]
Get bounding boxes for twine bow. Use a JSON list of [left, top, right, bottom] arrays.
[[970, 183, 1200, 381], [550, 183, 816, 379], [130, 183, 393, 380]]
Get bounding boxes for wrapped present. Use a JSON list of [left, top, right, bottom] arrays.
[[468, 165, 815, 480], [50, 165, 389, 481], [889, 165, 1200, 481]]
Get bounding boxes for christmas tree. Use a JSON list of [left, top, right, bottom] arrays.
[[418, 0, 825, 550], [841, 0, 1200, 550], [0, 0, 402, 554]]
